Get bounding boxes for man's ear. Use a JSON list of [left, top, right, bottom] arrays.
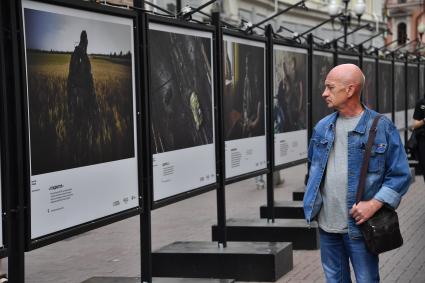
[[346, 84, 355, 98]]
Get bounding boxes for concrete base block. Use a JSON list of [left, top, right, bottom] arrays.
[[212, 218, 319, 250], [260, 201, 304, 219], [152, 241, 293, 282]]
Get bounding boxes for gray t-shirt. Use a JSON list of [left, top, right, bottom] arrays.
[[318, 111, 363, 233]]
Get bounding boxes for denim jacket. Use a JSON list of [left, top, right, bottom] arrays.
[[303, 107, 411, 238]]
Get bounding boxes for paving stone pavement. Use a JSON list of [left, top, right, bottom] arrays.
[[2, 164, 424, 282]]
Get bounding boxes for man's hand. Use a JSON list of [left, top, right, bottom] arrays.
[[350, 199, 384, 225]]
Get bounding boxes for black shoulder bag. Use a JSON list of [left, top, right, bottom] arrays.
[[356, 115, 403, 255]]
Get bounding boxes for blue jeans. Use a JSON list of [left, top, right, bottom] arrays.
[[319, 228, 380, 283]]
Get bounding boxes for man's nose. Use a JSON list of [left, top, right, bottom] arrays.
[[322, 88, 328, 98]]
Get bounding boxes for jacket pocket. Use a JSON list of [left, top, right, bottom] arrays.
[[312, 139, 328, 168], [368, 143, 387, 173]]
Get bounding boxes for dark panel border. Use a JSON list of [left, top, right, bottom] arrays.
[[0, 0, 10, 257]]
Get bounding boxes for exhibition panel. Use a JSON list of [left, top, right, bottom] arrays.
[[20, 0, 141, 244], [311, 50, 334, 127], [378, 60, 393, 121], [407, 63, 418, 128], [0, 10, 6, 253], [273, 45, 308, 166], [148, 19, 216, 203], [394, 61, 406, 131], [337, 54, 359, 66], [223, 34, 267, 179], [362, 57, 377, 110]]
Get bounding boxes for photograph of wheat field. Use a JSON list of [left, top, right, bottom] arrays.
[[24, 7, 135, 176]]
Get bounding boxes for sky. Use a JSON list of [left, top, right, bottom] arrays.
[[24, 8, 132, 55]]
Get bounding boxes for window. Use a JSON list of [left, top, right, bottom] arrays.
[[397, 22, 407, 45]]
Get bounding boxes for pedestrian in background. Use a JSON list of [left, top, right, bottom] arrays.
[[412, 97, 425, 182]]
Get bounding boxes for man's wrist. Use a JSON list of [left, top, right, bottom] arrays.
[[371, 199, 384, 210]]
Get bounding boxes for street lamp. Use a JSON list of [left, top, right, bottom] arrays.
[[328, 0, 366, 48], [354, 0, 366, 24]]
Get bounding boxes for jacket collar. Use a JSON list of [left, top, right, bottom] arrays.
[[326, 105, 371, 135]]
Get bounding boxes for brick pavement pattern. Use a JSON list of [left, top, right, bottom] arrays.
[[2, 165, 423, 282]]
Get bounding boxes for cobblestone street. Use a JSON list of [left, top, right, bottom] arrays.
[[5, 164, 424, 283]]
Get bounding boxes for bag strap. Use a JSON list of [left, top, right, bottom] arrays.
[[355, 114, 383, 205]]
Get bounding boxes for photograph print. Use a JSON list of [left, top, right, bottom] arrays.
[[378, 61, 392, 115], [223, 38, 265, 141], [362, 59, 376, 110], [273, 46, 307, 133], [149, 26, 214, 154], [312, 52, 334, 126], [24, 4, 136, 176]]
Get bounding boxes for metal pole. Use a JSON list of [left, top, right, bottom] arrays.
[[344, 18, 348, 47], [359, 44, 364, 101], [359, 44, 363, 69], [134, 1, 153, 282], [333, 40, 338, 66], [307, 33, 313, 141], [417, 55, 420, 101], [139, 0, 145, 8], [375, 49, 380, 113], [3, 0, 25, 282], [404, 53, 408, 144], [306, 33, 313, 185], [176, 0, 182, 13], [391, 52, 395, 122], [343, 0, 349, 48], [265, 24, 275, 223], [212, 10, 227, 248]]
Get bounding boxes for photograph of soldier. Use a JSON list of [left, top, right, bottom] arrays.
[[395, 63, 406, 128], [273, 48, 307, 133], [24, 8, 135, 176], [337, 55, 359, 66], [223, 40, 265, 141], [312, 53, 334, 126], [378, 61, 392, 115], [362, 59, 376, 110], [149, 28, 213, 153], [407, 65, 418, 110]]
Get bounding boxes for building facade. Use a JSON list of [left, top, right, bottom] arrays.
[[106, 0, 387, 48], [385, 0, 425, 51]]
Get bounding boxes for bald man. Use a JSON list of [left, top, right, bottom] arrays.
[[303, 64, 411, 283]]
